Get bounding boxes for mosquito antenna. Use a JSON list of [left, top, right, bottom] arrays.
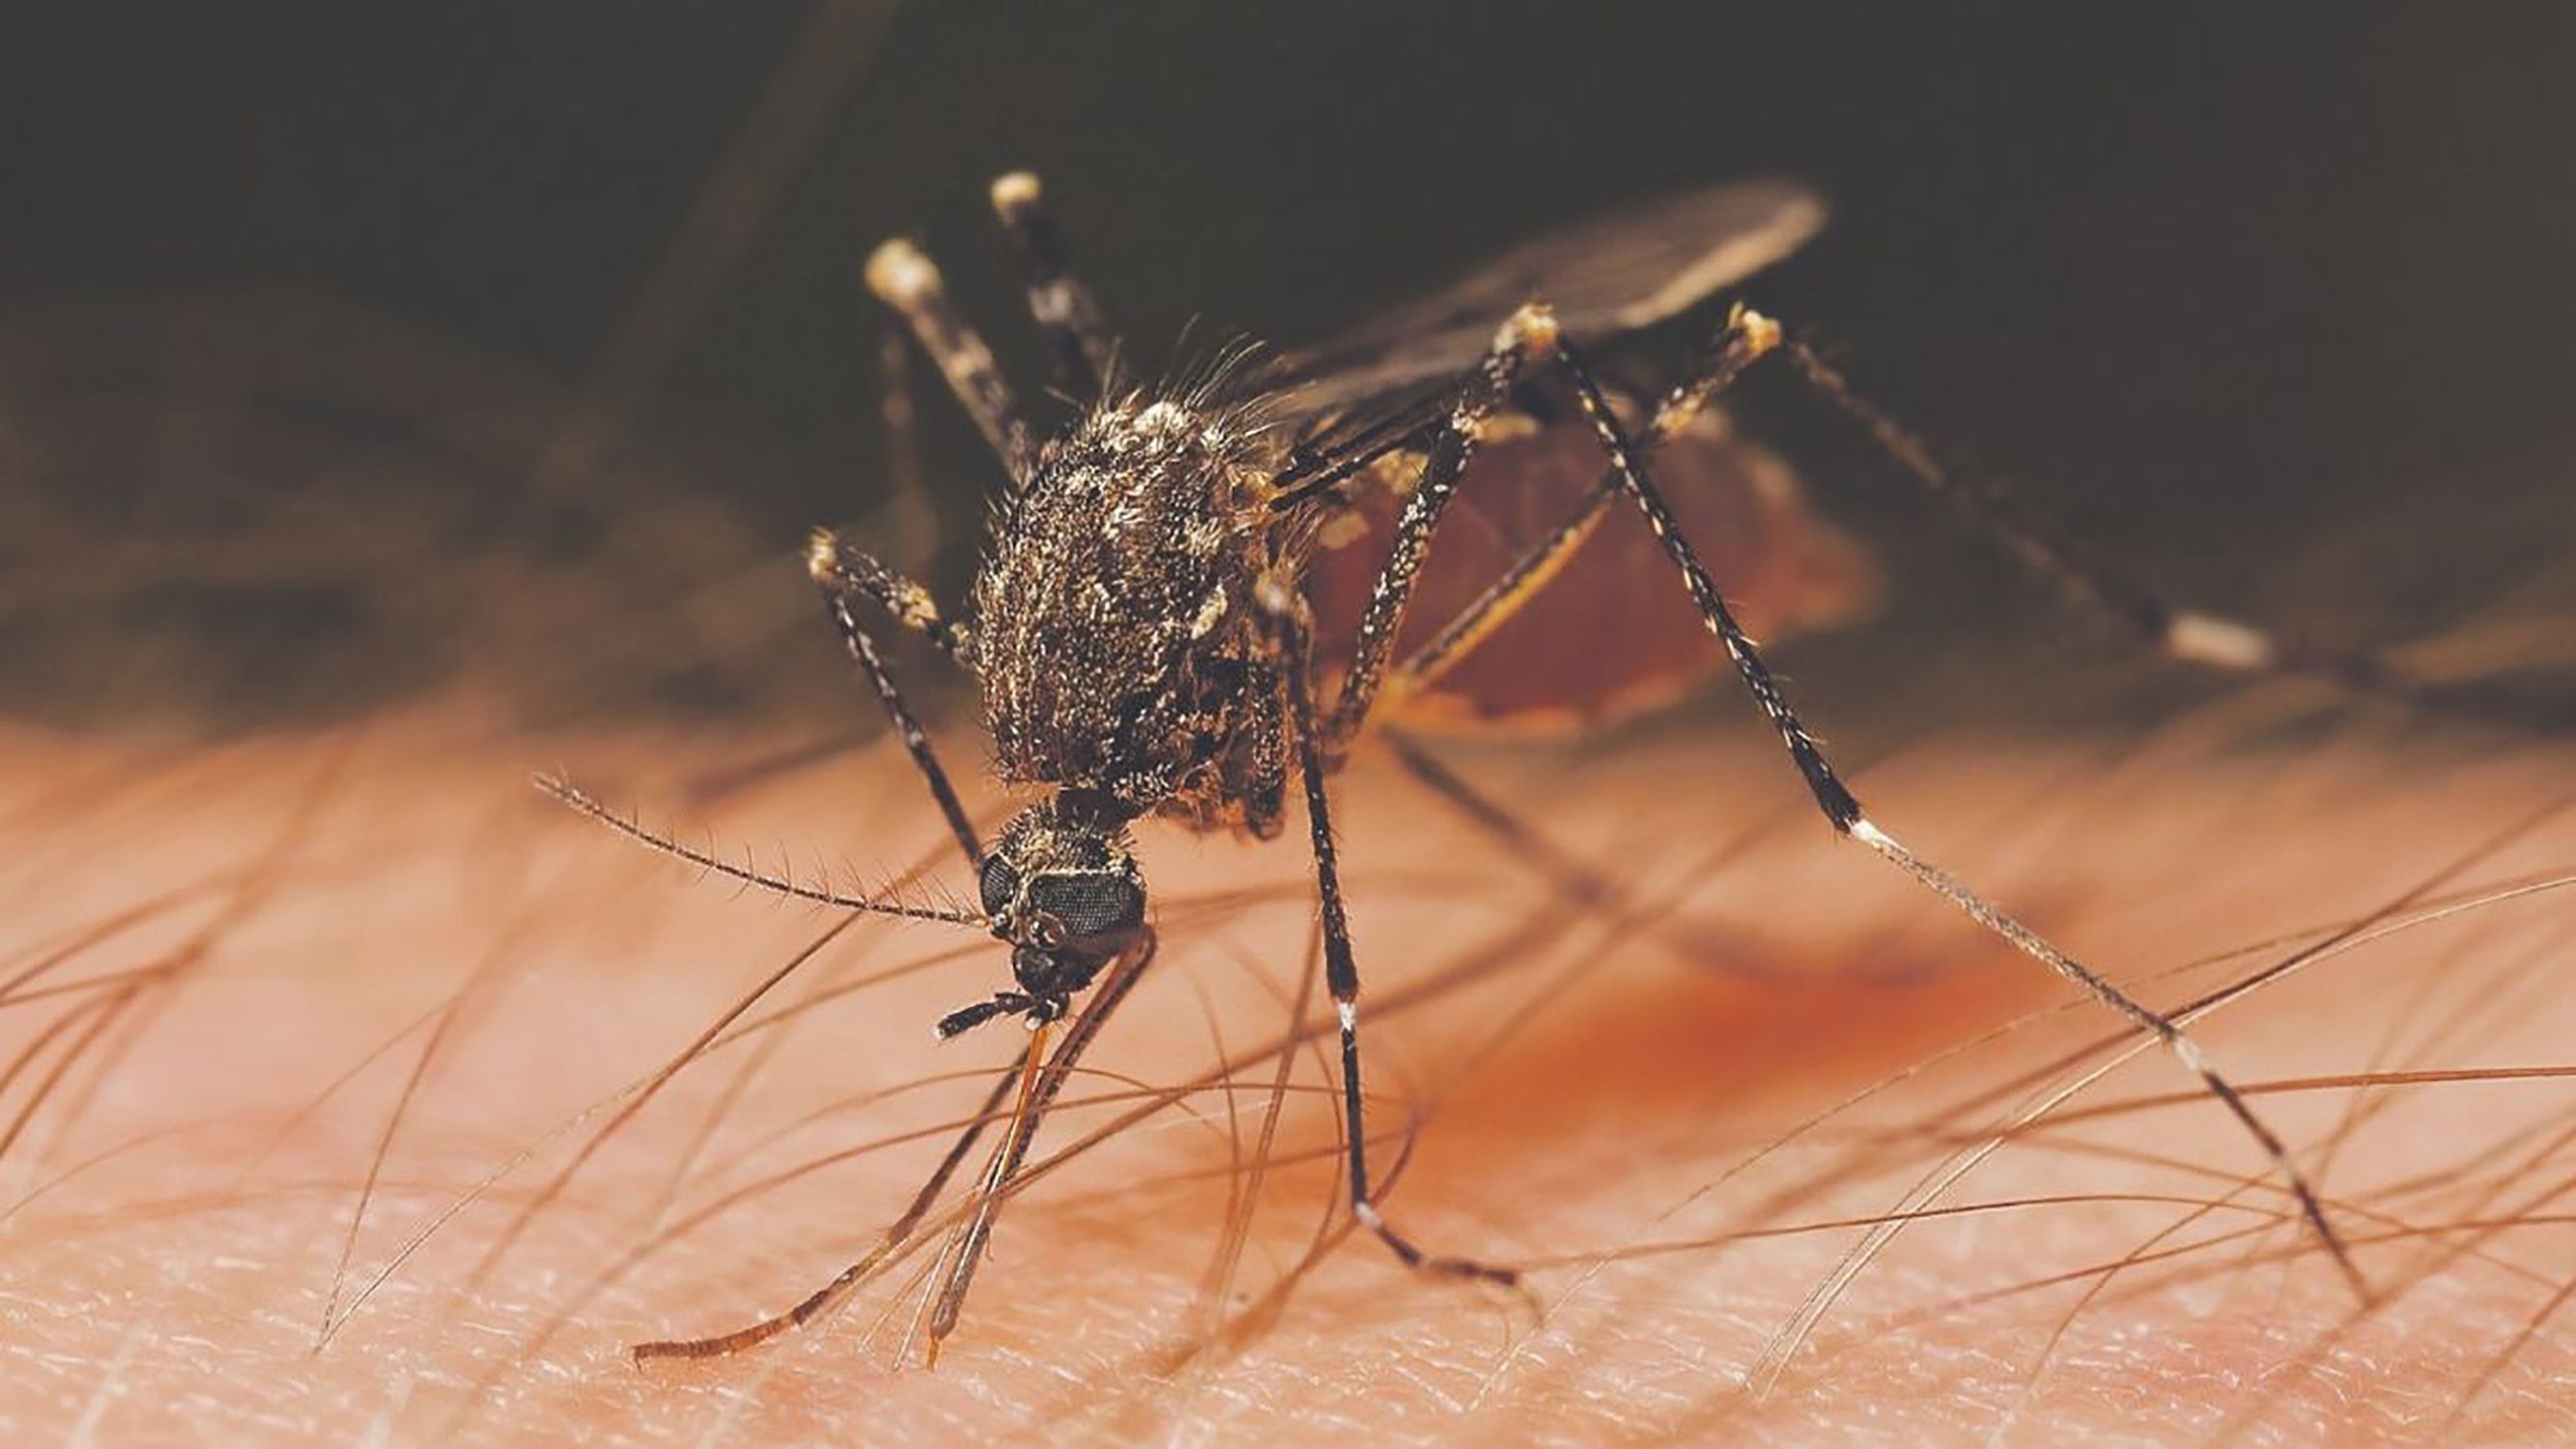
[[535, 776, 984, 926]]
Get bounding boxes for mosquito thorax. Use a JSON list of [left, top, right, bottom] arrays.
[[969, 383, 1286, 818]]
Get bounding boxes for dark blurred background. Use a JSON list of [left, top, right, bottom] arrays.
[[5, 2, 2570, 734]]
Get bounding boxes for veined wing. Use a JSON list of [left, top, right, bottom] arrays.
[[1282, 178, 1824, 420]]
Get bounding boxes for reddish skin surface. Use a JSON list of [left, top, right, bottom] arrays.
[[2, 710, 2572, 1446]]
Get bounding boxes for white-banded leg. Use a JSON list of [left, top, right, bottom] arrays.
[[1286, 307, 1770, 1282], [1294, 297, 2364, 1295], [1264, 585, 1517, 1286], [864, 238, 1038, 486], [987, 170, 1118, 405], [1377, 307, 1782, 707], [1545, 329, 2368, 1296], [1322, 304, 1562, 752], [807, 529, 967, 663], [1351, 312, 1792, 979], [1384, 304, 2410, 711], [806, 530, 981, 868], [1776, 334, 2402, 696]]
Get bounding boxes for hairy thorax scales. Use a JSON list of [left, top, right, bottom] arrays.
[[970, 395, 1288, 827]]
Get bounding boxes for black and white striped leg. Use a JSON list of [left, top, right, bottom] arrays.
[[1550, 334, 2369, 1297], [1380, 306, 1783, 705], [1270, 591, 1517, 1286], [807, 532, 983, 869], [807, 529, 969, 663], [1778, 336, 2402, 696], [987, 170, 1118, 405], [1323, 304, 1560, 752], [864, 238, 1038, 486]]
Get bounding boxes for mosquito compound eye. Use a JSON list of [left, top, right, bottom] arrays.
[[977, 856, 1019, 919], [1026, 872, 1143, 940]]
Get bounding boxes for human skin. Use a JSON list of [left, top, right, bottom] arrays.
[[3, 707, 2572, 1446]]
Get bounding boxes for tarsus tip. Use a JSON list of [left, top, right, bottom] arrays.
[[863, 239, 939, 304], [989, 170, 1041, 213]]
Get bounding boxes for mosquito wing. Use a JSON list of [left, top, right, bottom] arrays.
[[1278, 179, 1877, 733], [1280, 178, 1825, 419]]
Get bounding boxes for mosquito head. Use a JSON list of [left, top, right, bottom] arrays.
[[938, 792, 1146, 1037]]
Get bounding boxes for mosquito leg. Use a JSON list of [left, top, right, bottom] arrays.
[[987, 170, 1118, 405], [808, 529, 969, 664], [806, 532, 982, 867], [1773, 330, 2406, 697], [1232, 657, 1291, 840], [1545, 329, 2368, 1296], [1286, 308, 1764, 1278], [669, 522, 965, 808], [1322, 305, 1561, 752], [863, 238, 1038, 485], [1264, 593, 1517, 1286], [1379, 307, 1780, 708]]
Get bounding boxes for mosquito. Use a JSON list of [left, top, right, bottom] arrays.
[[549, 169, 2417, 1365]]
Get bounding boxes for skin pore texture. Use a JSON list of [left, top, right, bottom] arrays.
[[3, 697, 2572, 1447]]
